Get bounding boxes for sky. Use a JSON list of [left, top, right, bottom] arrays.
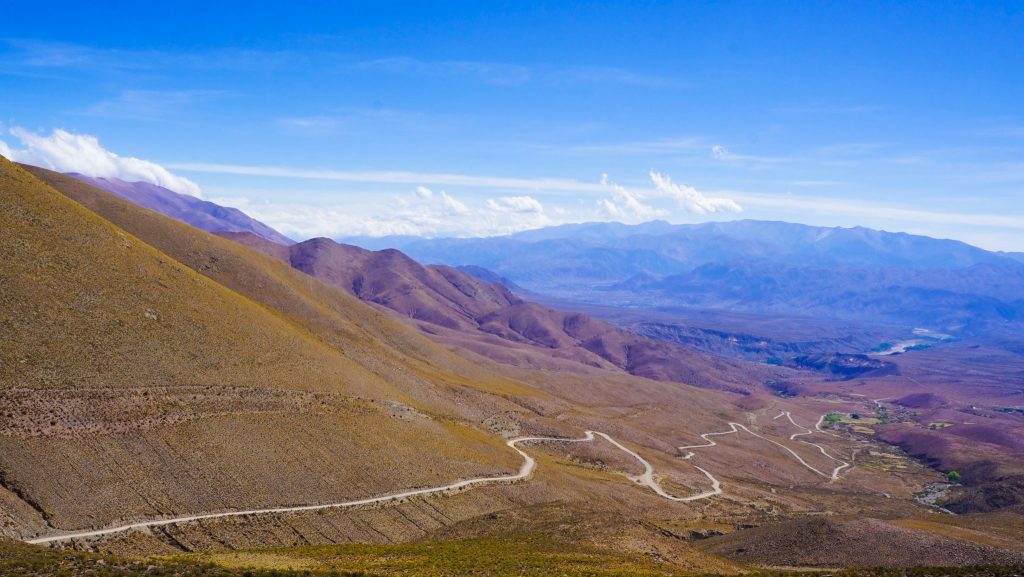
[[1, 1, 1023, 250]]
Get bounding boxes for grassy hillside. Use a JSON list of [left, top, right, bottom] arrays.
[[2, 157, 387, 395], [0, 157, 521, 536], [219, 231, 761, 393], [21, 164, 547, 411], [8, 160, 1024, 571]]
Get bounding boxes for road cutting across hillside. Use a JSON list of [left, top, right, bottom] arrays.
[[681, 412, 850, 481], [28, 429, 721, 545], [28, 412, 850, 545], [782, 412, 851, 479]]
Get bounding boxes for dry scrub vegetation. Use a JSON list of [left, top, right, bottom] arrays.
[[5, 158, 1024, 572], [3, 537, 1023, 577]]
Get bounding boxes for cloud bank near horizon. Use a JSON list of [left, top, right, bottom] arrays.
[[3, 127, 1019, 250], [0, 127, 202, 197]]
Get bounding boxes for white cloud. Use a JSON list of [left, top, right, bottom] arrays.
[[439, 190, 469, 215], [711, 144, 731, 160], [169, 161, 602, 193], [597, 174, 666, 222], [224, 187, 552, 240], [1, 128, 202, 197], [649, 171, 741, 213], [487, 195, 544, 213], [709, 144, 796, 165]]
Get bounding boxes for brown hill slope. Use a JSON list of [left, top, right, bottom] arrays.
[[20, 164, 546, 413], [11, 160, 1024, 570], [697, 515, 1024, 567], [67, 173, 295, 245], [221, 232, 758, 392], [2, 159, 381, 395], [1, 157, 524, 538]]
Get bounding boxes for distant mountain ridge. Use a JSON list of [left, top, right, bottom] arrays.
[[347, 220, 1016, 273], [222, 231, 760, 392], [341, 220, 1024, 333], [66, 173, 294, 245]]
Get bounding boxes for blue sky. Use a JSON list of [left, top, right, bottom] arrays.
[[1, 1, 1023, 249]]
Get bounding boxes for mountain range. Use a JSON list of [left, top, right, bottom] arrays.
[[344, 220, 1024, 334], [4, 158, 1024, 573], [219, 231, 760, 392]]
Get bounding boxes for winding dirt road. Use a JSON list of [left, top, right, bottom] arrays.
[[28, 429, 718, 545], [680, 412, 850, 481], [27, 411, 852, 545], [780, 412, 851, 480]]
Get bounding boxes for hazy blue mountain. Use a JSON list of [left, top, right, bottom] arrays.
[[339, 220, 1024, 333], [67, 173, 295, 245]]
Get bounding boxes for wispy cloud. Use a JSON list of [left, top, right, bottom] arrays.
[[977, 124, 1024, 138], [2, 40, 676, 90], [545, 65, 678, 87], [275, 106, 463, 136], [352, 57, 532, 85], [710, 144, 796, 166], [533, 136, 706, 157], [1, 127, 202, 197], [813, 142, 888, 157], [83, 89, 228, 121], [351, 56, 676, 87], [1, 39, 295, 73], [730, 191, 1024, 230], [276, 116, 345, 135], [773, 103, 880, 115], [169, 162, 607, 193]]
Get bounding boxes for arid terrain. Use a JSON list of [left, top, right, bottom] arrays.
[[2, 157, 1023, 576]]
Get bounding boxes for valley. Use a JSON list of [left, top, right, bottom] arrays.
[[3, 4, 1022, 574], [2, 160, 1023, 574]]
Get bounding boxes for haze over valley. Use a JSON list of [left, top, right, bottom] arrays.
[[2, 2, 1024, 576]]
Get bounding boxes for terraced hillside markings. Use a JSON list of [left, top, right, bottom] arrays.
[[680, 413, 850, 481], [27, 430, 720, 545]]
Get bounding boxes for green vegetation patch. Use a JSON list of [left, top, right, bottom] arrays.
[[823, 412, 843, 426]]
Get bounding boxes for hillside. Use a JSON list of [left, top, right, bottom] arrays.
[[2, 157, 529, 539], [9, 160, 1024, 571], [218, 232, 760, 392], [68, 173, 294, 245], [345, 221, 1024, 333]]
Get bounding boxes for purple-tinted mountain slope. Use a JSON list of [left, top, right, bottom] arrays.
[[68, 173, 294, 245]]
